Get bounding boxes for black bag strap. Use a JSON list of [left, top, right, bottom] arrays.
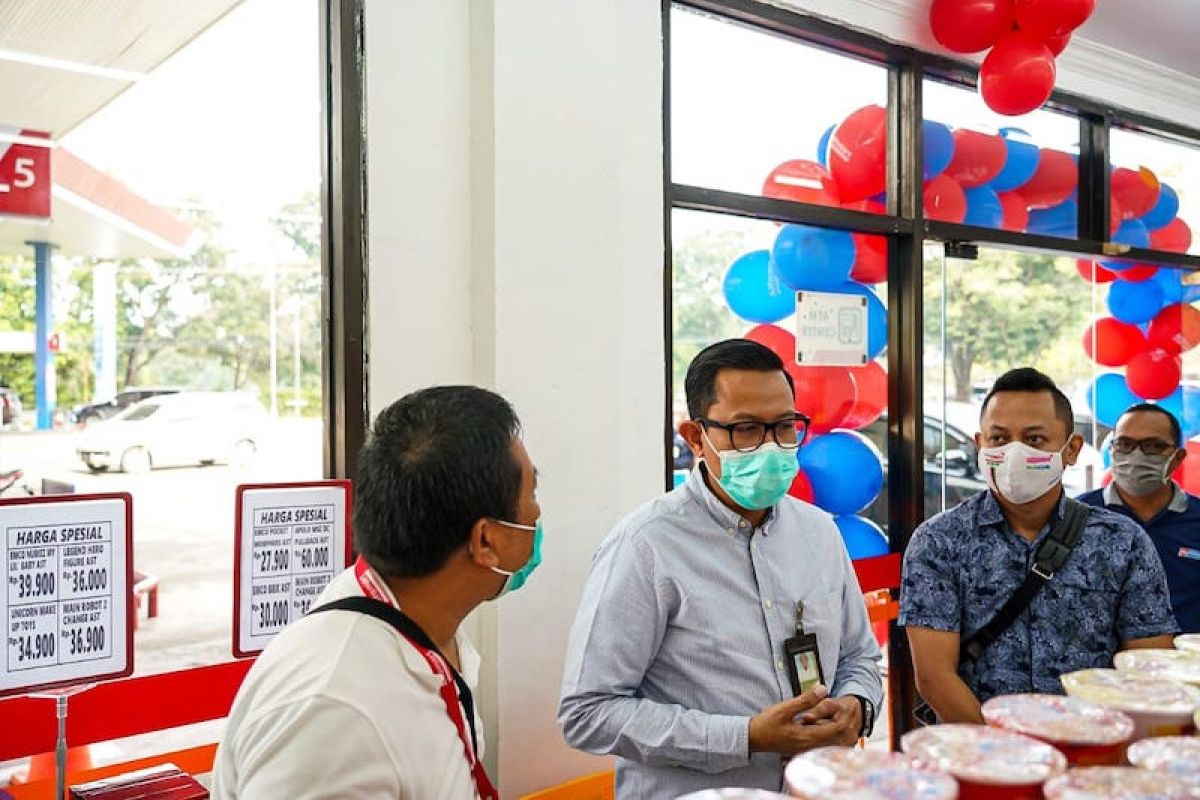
[[308, 596, 479, 755], [959, 497, 1091, 664]]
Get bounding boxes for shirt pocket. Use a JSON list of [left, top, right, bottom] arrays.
[[1044, 564, 1119, 652], [798, 585, 842, 682]]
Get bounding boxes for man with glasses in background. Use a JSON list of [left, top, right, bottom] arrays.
[[559, 339, 882, 797], [1078, 403, 1200, 633]]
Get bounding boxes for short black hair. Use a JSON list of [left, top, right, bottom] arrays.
[[1119, 402, 1183, 447], [353, 386, 523, 578], [980, 367, 1074, 435], [685, 338, 794, 419]]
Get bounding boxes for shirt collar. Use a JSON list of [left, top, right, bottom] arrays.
[[1103, 480, 1189, 513], [977, 488, 1068, 529], [684, 463, 772, 534]]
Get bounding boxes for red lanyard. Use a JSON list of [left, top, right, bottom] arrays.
[[354, 557, 499, 800]]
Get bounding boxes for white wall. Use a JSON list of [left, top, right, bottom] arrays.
[[364, 0, 665, 795]]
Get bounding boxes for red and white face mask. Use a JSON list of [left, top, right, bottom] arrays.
[[977, 441, 1066, 505]]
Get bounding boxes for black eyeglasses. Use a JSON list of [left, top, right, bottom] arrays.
[[699, 414, 811, 453], [1112, 436, 1176, 456]]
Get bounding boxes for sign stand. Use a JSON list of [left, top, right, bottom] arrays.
[[27, 682, 94, 799]]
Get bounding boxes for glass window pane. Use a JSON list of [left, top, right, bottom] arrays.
[[670, 5, 889, 213], [923, 79, 1081, 238], [1110, 128, 1200, 257]]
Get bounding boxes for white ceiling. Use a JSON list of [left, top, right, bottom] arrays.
[[0, 0, 244, 137], [1084, 0, 1200, 79]]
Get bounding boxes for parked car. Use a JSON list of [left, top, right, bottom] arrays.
[[0, 387, 21, 426], [76, 391, 267, 473], [72, 386, 181, 425]]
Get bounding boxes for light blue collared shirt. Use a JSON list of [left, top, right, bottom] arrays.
[[558, 467, 884, 798]]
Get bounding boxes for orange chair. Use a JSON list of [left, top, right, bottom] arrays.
[[520, 770, 614, 800]]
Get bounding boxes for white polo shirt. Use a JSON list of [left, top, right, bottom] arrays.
[[212, 567, 484, 799]]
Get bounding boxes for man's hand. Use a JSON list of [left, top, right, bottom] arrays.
[[748, 687, 859, 755]]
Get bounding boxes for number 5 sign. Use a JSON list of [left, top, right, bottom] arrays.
[[233, 481, 352, 657], [0, 127, 51, 219]]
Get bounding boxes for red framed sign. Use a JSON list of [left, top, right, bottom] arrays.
[[1, 493, 134, 698], [0, 127, 51, 219], [232, 481, 352, 658]]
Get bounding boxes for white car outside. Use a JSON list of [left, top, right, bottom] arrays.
[[76, 392, 267, 473]]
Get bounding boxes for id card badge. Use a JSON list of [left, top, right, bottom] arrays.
[[783, 631, 824, 697]]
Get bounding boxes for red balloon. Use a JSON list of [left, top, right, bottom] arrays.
[[1150, 217, 1193, 253], [841, 361, 888, 429], [999, 191, 1030, 232], [1020, 149, 1077, 209], [1126, 347, 1182, 400], [1177, 441, 1200, 495], [945, 129, 1008, 188], [1081, 318, 1146, 367], [762, 160, 841, 207], [744, 324, 795, 364], [1043, 30, 1072, 55], [1013, 0, 1096, 38], [843, 199, 888, 284], [787, 364, 858, 434], [1148, 303, 1200, 355], [1076, 259, 1116, 283], [1108, 196, 1125, 234], [924, 175, 967, 223], [979, 33, 1057, 116], [1116, 263, 1158, 283], [930, 0, 1015, 53], [788, 467, 814, 503], [1111, 167, 1160, 220], [828, 105, 888, 202]]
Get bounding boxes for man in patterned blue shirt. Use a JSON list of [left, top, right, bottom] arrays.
[[559, 339, 883, 797], [900, 368, 1176, 723]]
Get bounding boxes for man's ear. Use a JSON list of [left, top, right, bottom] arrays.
[[679, 419, 705, 459], [468, 518, 501, 569], [1063, 432, 1085, 467], [1170, 445, 1188, 474]]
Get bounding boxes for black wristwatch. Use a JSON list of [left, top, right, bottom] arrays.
[[850, 694, 876, 738]]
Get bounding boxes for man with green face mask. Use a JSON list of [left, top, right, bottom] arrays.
[[559, 339, 883, 797], [214, 386, 539, 799], [1078, 403, 1200, 633]]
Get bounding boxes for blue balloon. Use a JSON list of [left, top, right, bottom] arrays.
[[924, 120, 955, 179], [990, 128, 1041, 192], [1181, 386, 1200, 440], [1142, 185, 1180, 231], [834, 515, 889, 560], [816, 124, 835, 168], [1100, 431, 1113, 469], [963, 186, 1003, 228], [799, 431, 884, 515], [1156, 269, 1185, 304], [1107, 278, 1165, 324], [1155, 388, 1185, 429], [1028, 198, 1077, 237], [772, 225, 856, 292], [722, 250, 795, 323], [1114, 218, 1150, 248], [832, 281, 888, 360], [1087, 373, 1139, 428]]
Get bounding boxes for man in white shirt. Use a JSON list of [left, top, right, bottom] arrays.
[[213, 386, 543, 799]]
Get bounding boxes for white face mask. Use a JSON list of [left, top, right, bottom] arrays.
[[977, 441, 1067, 505]]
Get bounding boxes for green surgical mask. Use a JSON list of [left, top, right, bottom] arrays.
[[704, 430, 799, 510], [488, 519, 542, 599]]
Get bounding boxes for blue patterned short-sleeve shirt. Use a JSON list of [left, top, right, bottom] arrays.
[[899, 490, 1177, 701]]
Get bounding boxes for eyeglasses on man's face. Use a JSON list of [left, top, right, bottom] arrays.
[[1111, 436, 1175, 456], [698, 414, 811, 453]]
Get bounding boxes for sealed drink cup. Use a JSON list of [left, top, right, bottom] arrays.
[[1126, 736, 1200, 785], [784, 746, 958, 799], [982, 694, 1134, 766], [1061, 669, 1200, 740], [1114, 650, 1200, 688], [1042, 766, 1198, 799], [1174, 634, 1200, 654], [675, 792, 790, 800], [902, 723, 1066, 800]]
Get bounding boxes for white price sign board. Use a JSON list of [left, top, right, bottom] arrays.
[[234, 481, 352, 658], [795, 290, 870, 366], [1, 494, 133, 697]]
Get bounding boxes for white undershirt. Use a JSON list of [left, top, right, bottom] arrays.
[[212, 567, 483, 799]]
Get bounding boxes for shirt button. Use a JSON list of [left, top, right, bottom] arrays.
[[776, 660, 785, 671], [764, 599, 774, 609]]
